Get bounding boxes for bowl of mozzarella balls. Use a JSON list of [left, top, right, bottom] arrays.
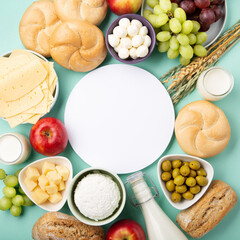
[[106, 14, 156, 64]]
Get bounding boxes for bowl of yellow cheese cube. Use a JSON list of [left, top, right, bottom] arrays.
[[19, 156, 72, 211]]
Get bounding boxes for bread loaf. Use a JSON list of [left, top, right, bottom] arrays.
[[19, 0, 61, 57], [49, 20, 107, 72], [54, 0, 108, 25], [32, 212, 105, 240], [175, 100, 231, 158], [176, 180, 237, 239]]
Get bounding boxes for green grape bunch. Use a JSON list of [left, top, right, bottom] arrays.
[[0, 168, 34, 217], [143, 0, 207, 65]]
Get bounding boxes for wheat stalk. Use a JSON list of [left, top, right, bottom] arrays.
[[160, 20, 240, 104]]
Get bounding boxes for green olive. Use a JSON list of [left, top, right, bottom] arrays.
[[186, 177, 196, 187], [166, 180, 175, 192], [171, 192, 182, 203], [175, 185, 187, 194], [190, 185, 201, 194], [196, 176, 208, 186], [174, 175, 185, 186], [189, 161, 201, 170], [172, 159, 182, 169], [161, 172, 172, 182], [189, 170, 197, 178], [197, 168, 207, 177], [161, 160, 172, 172], [172, 168, 180, 179], [183, 161, 189, 166], [182, 191, 194, 200], [180, 165, 190, 176]]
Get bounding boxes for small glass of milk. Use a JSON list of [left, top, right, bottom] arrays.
[[196, 66, 234, 101], [0, 133, 31, 165]]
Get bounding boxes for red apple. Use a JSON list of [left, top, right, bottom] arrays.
[[29, 117, 68, 156], [107, 0, 143, 16], [106, 219, 146, 240]]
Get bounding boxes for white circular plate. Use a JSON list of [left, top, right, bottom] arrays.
[[64, 65, 175, 174]]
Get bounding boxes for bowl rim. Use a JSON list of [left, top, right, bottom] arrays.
[[105, 13, 156, 64], [0, 49, 59, 123], [157, 154, 214, 210], [67, 167, 126, 226], [19, 156, 73, 212]]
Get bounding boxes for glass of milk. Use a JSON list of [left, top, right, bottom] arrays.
[[196, 66, 234, 101], [0, 133, 31, 165]]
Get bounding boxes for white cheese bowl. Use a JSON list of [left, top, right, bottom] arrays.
[[19, 156, 73, 212], [68, 167, 126, 226], [0, 49, 59, 123]]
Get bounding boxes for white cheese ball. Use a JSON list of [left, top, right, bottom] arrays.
[[108, 34, 120, 48], [118, 47, 129, 59], [136, 45, 149, 58], [127, 24, 139, 37], [143, 35, 152, 47], [132, 35, 144, 48], [119, 18, 131, 29], [120, 37, 132, 49], [131, 19, 143, 29], [114, 44, 121, 53], [113, 26, 127, 38], [74, 173, 121, 221], [139, 26, 148, 36], [129, 48, 138, 60]]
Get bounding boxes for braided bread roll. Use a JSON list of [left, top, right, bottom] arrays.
[[49, 20, 107, 72], [175, 100, 231, 158], [19, 0, 61, 57], [54, 0, 108, 26]]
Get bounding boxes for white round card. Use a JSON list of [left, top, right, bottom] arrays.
[[64, 65, 175, 174]]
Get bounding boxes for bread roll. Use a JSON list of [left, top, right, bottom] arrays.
[[175, 100, 231, 158], [54, 0, 108, 26], [49, 20, 107, 72], [32, 212, 105, 240], [176, 180, 237, 239], [19, 0, 61, 57]]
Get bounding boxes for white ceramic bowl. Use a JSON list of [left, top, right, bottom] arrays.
[[67, 167, 126, 226], [19, 156, 73, 212], [157, 154, 214, 210], [0, 49, 59, 121]]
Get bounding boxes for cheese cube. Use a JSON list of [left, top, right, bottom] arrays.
[[24, 178, 37, 191], [31, 187, 49, 205], [42, 161, 55, 175], [25, 167, 40, 181], [38, 175, 49, 191], [48, 192, 62, 204], [58, 180, 65, 191], [46, 170, 61, 185], [45, 184, 58, 195], [55, 165, 70, 181]]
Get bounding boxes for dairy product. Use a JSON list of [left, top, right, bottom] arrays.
[[74, 173, 120, 221], [197, 67, 234, 101], [0, 133, 31, 164]]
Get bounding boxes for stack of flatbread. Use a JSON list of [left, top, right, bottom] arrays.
[[0, 49, 58, 128]]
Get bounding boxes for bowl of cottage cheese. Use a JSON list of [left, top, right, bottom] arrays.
[[68, 167, 126, 226]]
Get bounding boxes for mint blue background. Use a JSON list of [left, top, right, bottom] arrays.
[[0, 1, 239, 239]]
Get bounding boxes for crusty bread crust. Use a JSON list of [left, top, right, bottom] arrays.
[[176, 180, 237, 239], [49, 20, 107, 72], [175, 100, 231, 158], [32, 212, 105, 240], [54, 0, 108, 26], [19, 0, 61, 57]]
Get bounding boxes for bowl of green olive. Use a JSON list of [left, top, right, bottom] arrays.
[[157, 154, 214, 210]]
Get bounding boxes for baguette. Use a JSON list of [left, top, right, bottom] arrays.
[[176, 180, 237, 239], [32, 212, 105, 240]]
